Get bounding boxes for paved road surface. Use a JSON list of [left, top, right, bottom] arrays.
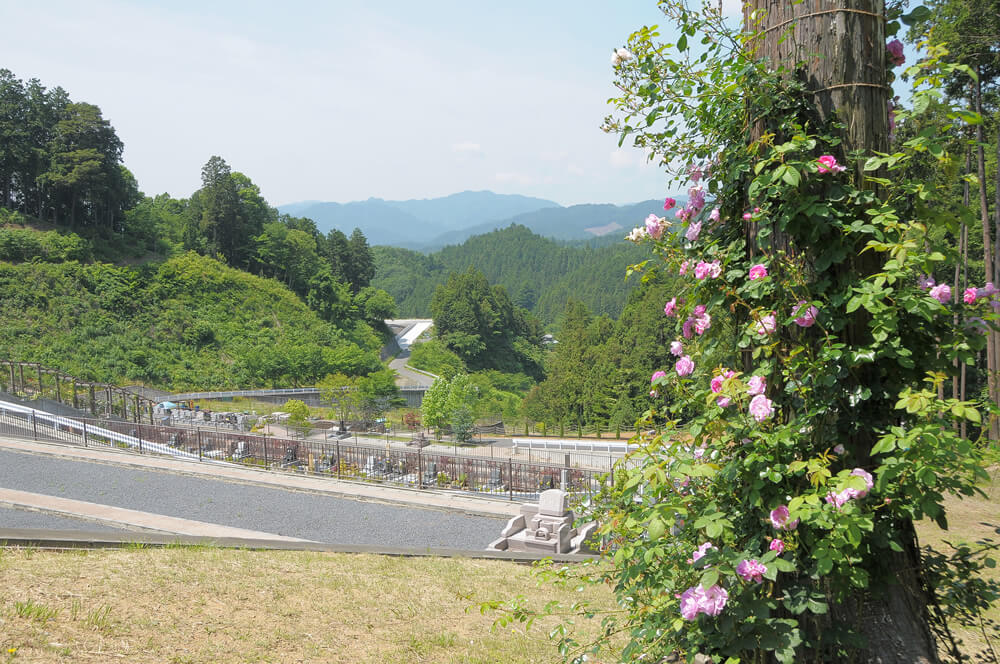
[[0, 448, 503, 548], [0, 504, 130, 533]]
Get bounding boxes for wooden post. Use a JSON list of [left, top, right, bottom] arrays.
[[36, 364, 43, 397], [18, 364, 24, 395], [54, 373, 61, 404], [743, 1, 936, 660], [72, 381, 78, 410], [89, 385, 96, 416]]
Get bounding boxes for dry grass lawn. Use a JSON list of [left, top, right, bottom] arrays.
[[915, 464, 1000, 662], [0, 550, 614, 664]]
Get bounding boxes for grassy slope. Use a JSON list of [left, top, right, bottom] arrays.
[[0, 550, 616, 664], [0, 252, 381, 390]]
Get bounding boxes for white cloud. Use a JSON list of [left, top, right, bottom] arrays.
[[495, 171, 536, 186], [567, 163, 585, 176], [609, 148, 635, 169], [451, 141, 483, 153]]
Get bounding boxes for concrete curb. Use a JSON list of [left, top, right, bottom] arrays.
[[0, 528, 599, 563]]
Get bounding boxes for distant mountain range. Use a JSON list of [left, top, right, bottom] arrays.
[[278, 191, 669, 250]]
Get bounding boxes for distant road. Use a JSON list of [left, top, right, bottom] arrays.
[[385, 319, 436, 387]]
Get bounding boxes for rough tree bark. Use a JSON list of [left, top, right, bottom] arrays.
[[743, 1, 940, 661], [974, 72, 1000, 440]]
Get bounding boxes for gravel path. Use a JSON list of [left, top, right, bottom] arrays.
[[0, 449, 504, 548]]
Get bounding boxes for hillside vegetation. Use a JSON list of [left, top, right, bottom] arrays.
[[0, 252, 381, 390], [373, 224, 649, 324]]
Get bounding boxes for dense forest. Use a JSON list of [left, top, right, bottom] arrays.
[[373, 224, 650, 324]]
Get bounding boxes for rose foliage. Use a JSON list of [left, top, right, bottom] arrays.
[[489, 3, 999, 663]]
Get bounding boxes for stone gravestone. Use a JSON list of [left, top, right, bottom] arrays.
[[488, 489, 596, 555]]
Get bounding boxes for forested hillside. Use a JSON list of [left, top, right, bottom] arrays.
[[0, 253, 382, 390], [372, 224, 650, 325]]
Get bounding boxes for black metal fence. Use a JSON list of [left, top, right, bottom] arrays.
[[0, 401, 607, 503]]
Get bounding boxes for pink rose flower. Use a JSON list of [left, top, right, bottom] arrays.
[[817, 155, 846, 174], [675, 355, 695, 377], [687, 163, 704, 184], [747, 375, 766, 396], [769, 539, 785, 554], [678, 260, 689, 276], [663, 197, 677, 210], [716, 396, 732, 408], [645, 214, 665, 240], [850, 468, 874, 498], [917, 275, 935, 290], [651, 370, 667, 384], [979, 282, 999, 298], [833, 444, 846, 455], [737, 559, 767, 584], [664, 297, 678, 317], [682, 318, 695, 339], [690, 541, 715, 563], [709, 207, 720, 222], [688, 186, 706, 213], [748, 264, 768, 280], [670, 340, 684, 356], [694, 312, 711, 335], [749, 394, 774, 422], [825, 490, 852, 509], [769, 505, 799, 531], [693, 261, 718, 280], [742, 212, 752, 221], [679, 584, 728, 620], [685, 220, 702, 242], [793, 301, 819, 328], [929, 284, 951, 303], [649, 390, 657, 398], [964, 288, 978, 304], [886, 39, 905, 66], [711, 370, 735, 394], [755, 314, 777, 336]]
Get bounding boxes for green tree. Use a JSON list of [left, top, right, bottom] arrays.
[[429, 267, 543, 376], [196, 156, 241, 264], [356, 367, 402, 426], [344, 227, 375, 293], [39, 102, 125, 228], [420, 373, 480, 441], [282, 398, 311, 437], [318, 373, 359, 428]]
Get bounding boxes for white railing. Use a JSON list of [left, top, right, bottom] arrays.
[[511, 438, 638, 454], [0, 399, 203, 462]]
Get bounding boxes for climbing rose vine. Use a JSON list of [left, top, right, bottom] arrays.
[[499, 3, 998, 663]]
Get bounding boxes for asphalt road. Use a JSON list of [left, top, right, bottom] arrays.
[[0, 504, 131, 532], [0, 448, 504, 548]]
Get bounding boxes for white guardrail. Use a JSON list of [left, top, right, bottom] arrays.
[[0, 398, 208, 463], [511, 438, 638, 454]]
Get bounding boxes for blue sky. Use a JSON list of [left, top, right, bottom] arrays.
[[3, 1, 910, 208], [2, 1, 690, 207]]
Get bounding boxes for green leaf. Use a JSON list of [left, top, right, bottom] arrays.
[[677, 33, 687, 52], [700, 568, 719, 589], [901, 5, 932, 25], [647, 517, 665, 540], [780, 165, 801, 187]]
